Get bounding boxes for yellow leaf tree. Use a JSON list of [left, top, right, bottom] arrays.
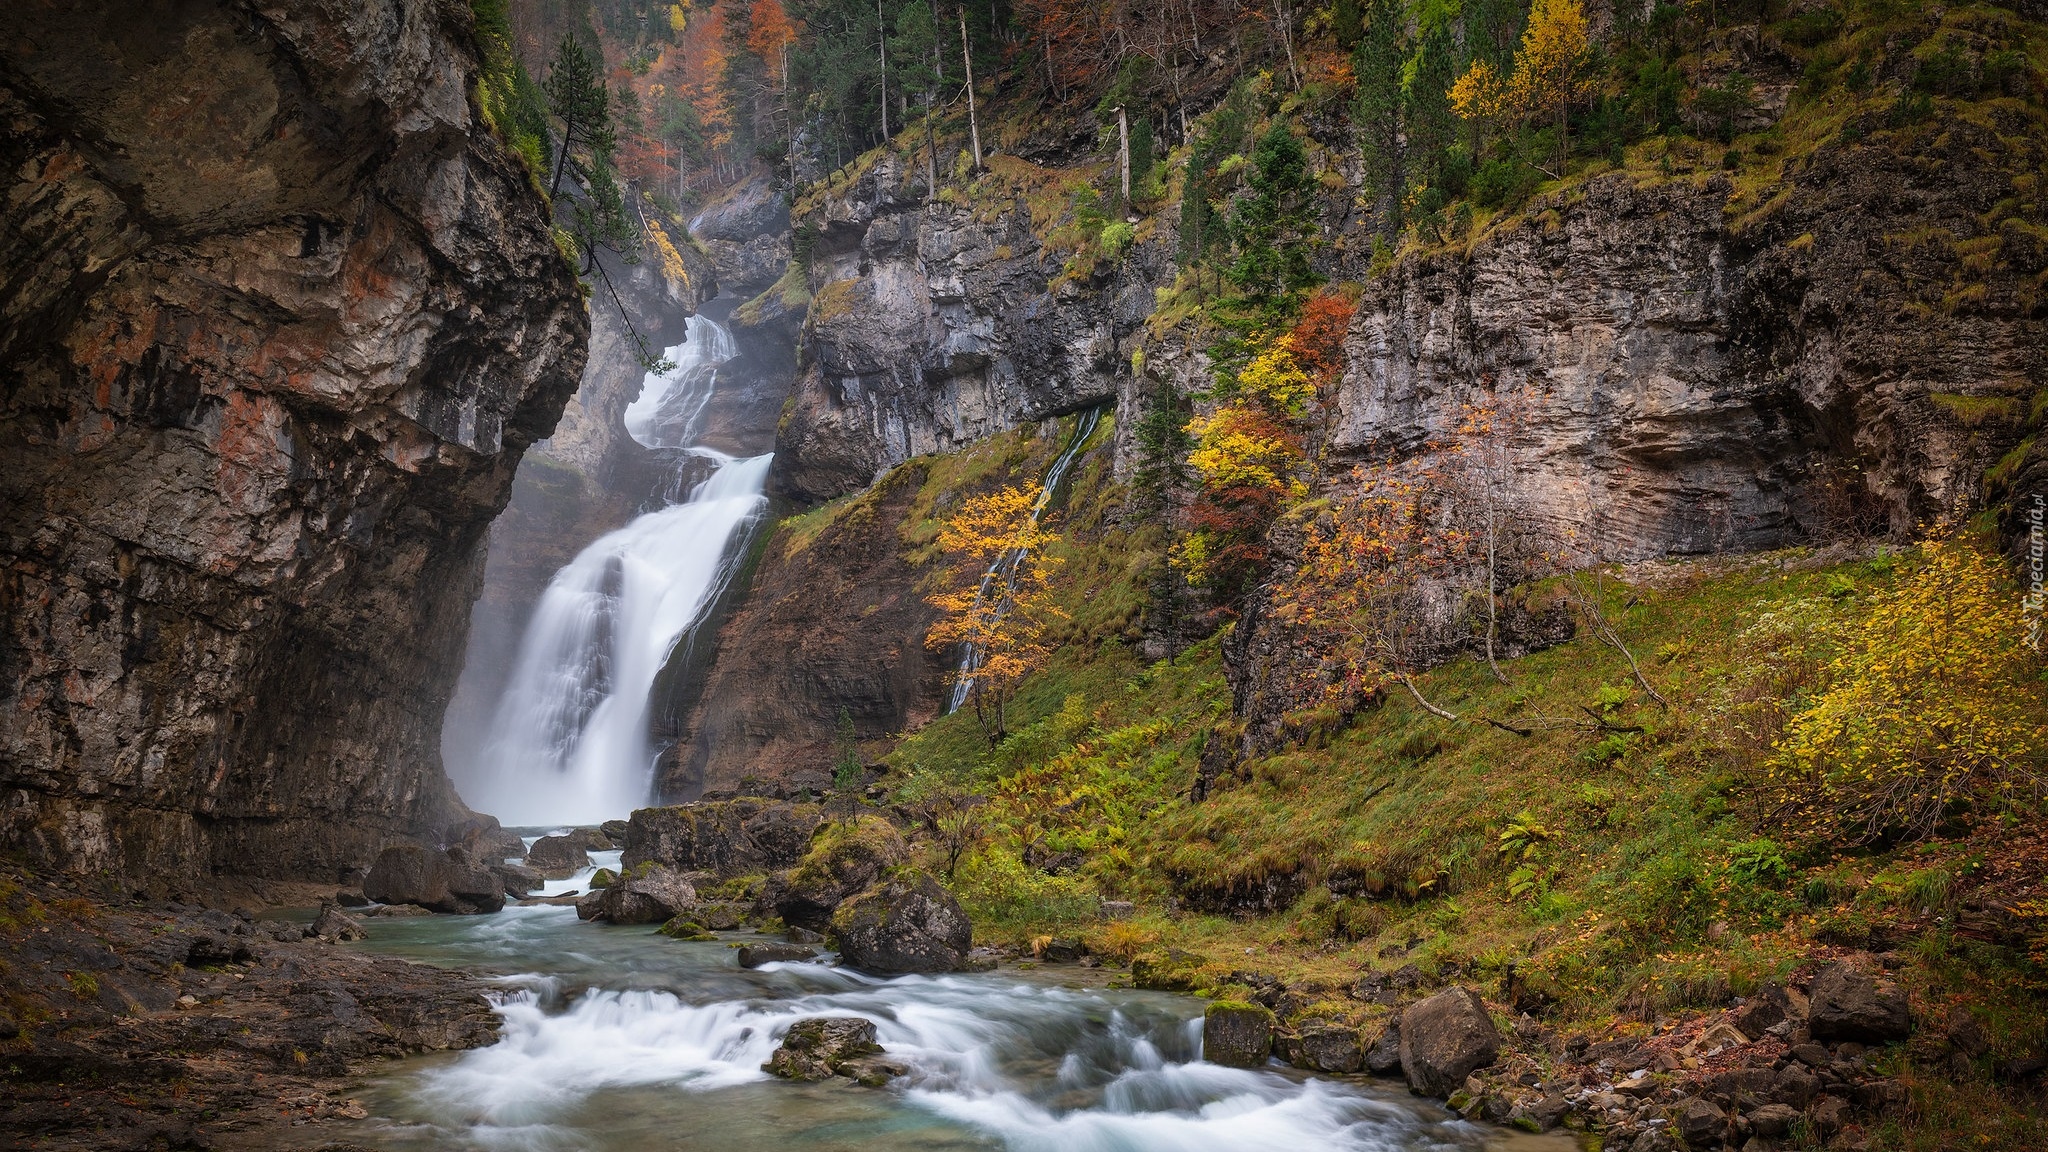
[[1775, 534, 2048, 843], [926, 484, 1069, 743], [1450, 0, 1595, 177]]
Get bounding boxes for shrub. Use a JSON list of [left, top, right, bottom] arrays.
[[1471, 158, 1539, 209], [1774, 535, 2048, 844]]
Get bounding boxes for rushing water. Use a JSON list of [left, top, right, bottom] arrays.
[[329, 878, 1571, 1152], [457, 318, 770, 826]]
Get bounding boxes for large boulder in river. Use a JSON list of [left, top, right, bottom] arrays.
[[445, 814, 530, 863], [768, 817, 907, 930], [621, 799, 821, 876], [1203, 1002, 1275, 1067], [525, 834, 591, 878], [831, 872, 971, 974], [1808, 960, 1912, 1042], [575, 863, 699, 924], [1399, 987, 1501, 1097], [364, 845, 505, 915]]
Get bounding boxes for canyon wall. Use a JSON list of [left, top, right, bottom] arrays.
[[0, 0, 588, 878]]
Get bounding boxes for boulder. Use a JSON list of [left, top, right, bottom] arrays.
[[600, 819, 631, 843], [657, 917, 716, 941], [363, 845, 505, 914], [1808, 961, 1911, 1042], [308, 904, 366, 943], [621, 799, 822, 876], [1288, 1025, 1363, 1073], [771, 817, 908, 930], [739, 942, 819, 968], [566, 828, 615, 851], [589, 867, 618, 889], [491, 862, 544, 897], [525, 835, 591, 878], [1040, 937, 1086, 963], [1675, 1097, 1728, 1147], [1732, 983, 1801, 1040], [578, 864, 699, 924], [1365, 1020, 1403, 1074], [830, 872, 971, 974], [1399, 987, 1501, 1097], [1748, 1102, 1801, 1138], [694, 901, 747, 930], [335, 890, 371, 908], [765, 1016, 883, 1081], [1203, 1002, 1275, 1068], [446, 814, 529, 863]]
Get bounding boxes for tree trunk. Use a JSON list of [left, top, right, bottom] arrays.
[[877, 0, 890, 141], [958, 3, 982, 170], [1116, 105, 1130, 209]]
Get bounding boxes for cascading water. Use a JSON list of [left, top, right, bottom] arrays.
[[456, 317, 770, 826], [948, 405, 1105, 714]]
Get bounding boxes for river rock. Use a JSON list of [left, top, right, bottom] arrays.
[[657, 917, 716, 941], [765, 1016, 883, 1081], [308, 904, 366, 943], [1808, 960, 1912, 1042], [525, 835, 592, 878], [694, 901, 747, 930], [590, 867, 618, 889], [364, 845, 506, 915], [1287, 1024, 1364, 1073], [1399, 987, 1501, 1097], [491, 862, 545, 897], [600, 820, 631, 843], [831, 872, 972, 974], [567, 828, 615, 851], [447, 815, 530, 864], [1365, 1019, 1403, 1074], [620, 799, 821, 876], [739, 942, 819, 968], [772, 817, 908, 930], [1203, 1002, 1275, 1067], [576, 864, 699, 924]]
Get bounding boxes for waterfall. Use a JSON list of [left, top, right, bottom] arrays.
[[947, 406, 1104, 715], [457, 317, 769, 825]]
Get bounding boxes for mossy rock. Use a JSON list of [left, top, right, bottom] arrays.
[[1203, 1001, 1275, 1067], [589, 868, 618, 889], [657, 917, 716, 941]]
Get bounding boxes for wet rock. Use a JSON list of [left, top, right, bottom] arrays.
[[566, 828, 615, 852], [600, 820, 631, 843], [738, 942, 818, 968], [1288, 1025, 1363, 1073], [578, 864, 698, 925], [770, 816, 907, 930], [491, 863, 545, 897], [1808, 961, 1911, 1043], [693, 901, 747, 930], [1676, 1097, 1729, 1147], [590, 867, 618, 889], [765, 1017, 883, 1081], [449, 815, 530, 864], [1365, 1020, 1403, 1074], [840, 1054, 911, 1087], [657, 918, 716, 941], [1203, 1002, 1275, 1068], [525, 835, 592, 878], [308, 905, 365, 943], [831, 872, 972, 975], [1399, 987, 1501, 1098]]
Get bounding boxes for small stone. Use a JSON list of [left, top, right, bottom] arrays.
[[308, 903, 366, 943], [1748, 1102, 1801, 1137], [1791, 1042, 1832, 1066], [1675, 1097, 1728, 1147], [738, 942, 818, 968]]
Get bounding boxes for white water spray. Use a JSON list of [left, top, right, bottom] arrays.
[[457, 318, 769, 825]]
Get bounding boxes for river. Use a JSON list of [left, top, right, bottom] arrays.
[[321, 848, 1573, 1152]]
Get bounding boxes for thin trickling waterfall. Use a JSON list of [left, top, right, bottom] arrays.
[[461, 317, 770, 825], [947, 406, 1104, 715]]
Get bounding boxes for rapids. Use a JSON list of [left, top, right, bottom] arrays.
[[329, 869, 1571, 1152]]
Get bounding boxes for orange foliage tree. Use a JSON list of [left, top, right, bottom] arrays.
[[926, 484, 1069, 743]]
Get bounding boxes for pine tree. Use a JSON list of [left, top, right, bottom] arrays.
[[1226, 123, 1318, 304], [1352, 0, 1405, 243], [543, 35, 610, 197]]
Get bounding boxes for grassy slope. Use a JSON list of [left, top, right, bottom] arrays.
[[820, 413, 2048, 1150]]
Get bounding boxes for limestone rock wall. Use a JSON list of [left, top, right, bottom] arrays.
[[0, 0, 588, 878]]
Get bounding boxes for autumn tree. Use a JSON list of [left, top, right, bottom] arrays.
[[748, 0, 802, 170], [926, 484, 1069, 743], [1451, 0, 1596, 176]]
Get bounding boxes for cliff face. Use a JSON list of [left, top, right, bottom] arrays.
[[0, 0, 588, 878], [1230, 124, 2044, 740], [774, 153, 1164, 501]]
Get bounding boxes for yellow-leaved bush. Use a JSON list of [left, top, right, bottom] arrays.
[[1775, 534, 2048, 843]]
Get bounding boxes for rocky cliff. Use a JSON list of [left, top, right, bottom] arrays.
[[0, 0, 588, 878], [774, 153, 1167, 501]]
